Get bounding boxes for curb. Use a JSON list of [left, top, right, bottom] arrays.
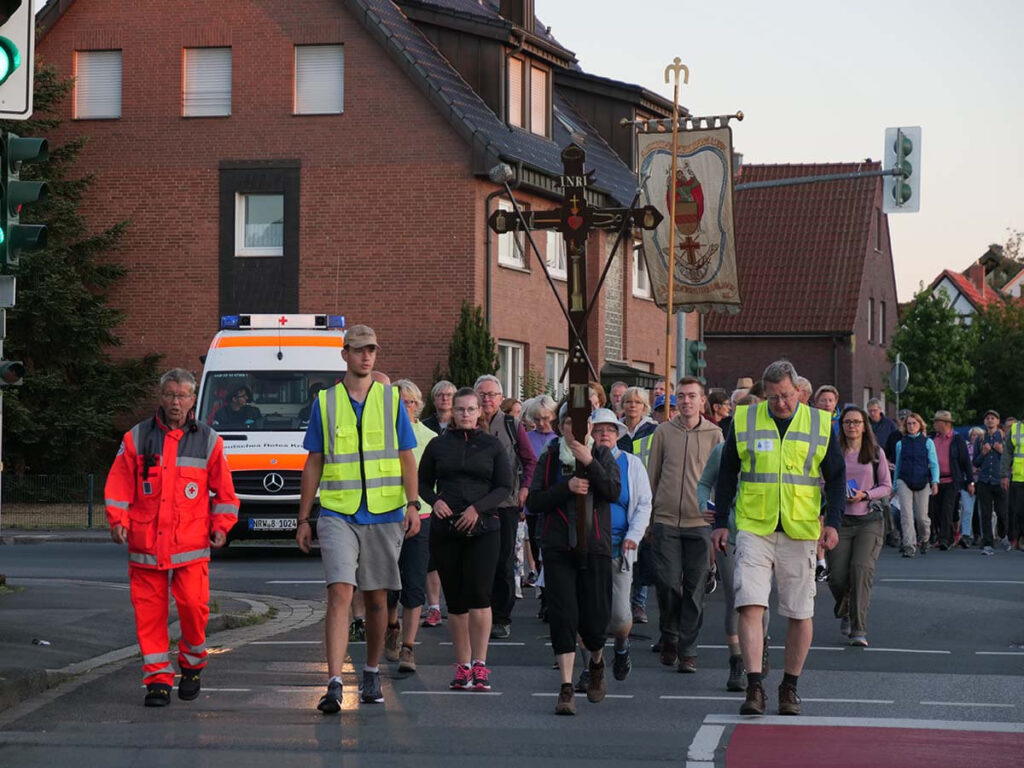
[[0, 587, 318, 717]]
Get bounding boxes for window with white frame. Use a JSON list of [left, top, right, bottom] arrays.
[[235, 193, 284, 257], [867, 297, 875, 342], [294, 44, 344, 115], [879, 301, 886, 345], [498, 342, 524, 399], [633, 241, 652, 298], [74, 50, 122, 119], [546, 231, 566, 279], [863, 387, 872, 407], [530, 66, 548, 136], [507, 56, 524, 128], [497, 200, 526, 268], [545, 348, 568, 398], [183, 47, 232, 117]]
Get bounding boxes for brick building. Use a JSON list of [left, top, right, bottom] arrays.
[[703, 162, 899, 411], [36, 0, 683, 396]]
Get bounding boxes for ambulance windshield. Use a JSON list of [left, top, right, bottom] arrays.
[[199, 371, 343, 432]]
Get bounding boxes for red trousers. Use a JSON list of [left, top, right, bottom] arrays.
[[130, 561, 210, 686]]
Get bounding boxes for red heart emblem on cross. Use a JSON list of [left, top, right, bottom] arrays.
[[567, 215, 584, 230]]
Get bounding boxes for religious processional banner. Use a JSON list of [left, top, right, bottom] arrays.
[[638, 127, 741, 314]]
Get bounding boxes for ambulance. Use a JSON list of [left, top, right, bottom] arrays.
[[196, 313, 346, 542]]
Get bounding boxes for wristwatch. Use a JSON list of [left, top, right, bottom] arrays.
[[407, 500, 422, 511]]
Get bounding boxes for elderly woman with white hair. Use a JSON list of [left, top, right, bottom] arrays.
[[617, 386, 658, 453]]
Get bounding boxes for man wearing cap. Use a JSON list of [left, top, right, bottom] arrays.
[[973, 410, 1008, 554], [929, 410, 973, 550], [647, 376, 723, 672], [296, 324, 421, 712], [1000, 414, 1024, 550], [652, 394, 678, 424]]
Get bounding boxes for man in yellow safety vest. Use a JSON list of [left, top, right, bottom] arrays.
[[1001, 417, 1024, 550], [712, 360, 845, 717]]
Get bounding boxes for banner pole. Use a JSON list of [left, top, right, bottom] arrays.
[[663, 58, 688, 417]]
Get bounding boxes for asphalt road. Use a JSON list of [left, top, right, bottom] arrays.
[[1, 540, 1022, 767]]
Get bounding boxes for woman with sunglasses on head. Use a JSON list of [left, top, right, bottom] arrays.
[[418, 387, 512, 692], [826, 405, 893, 647]]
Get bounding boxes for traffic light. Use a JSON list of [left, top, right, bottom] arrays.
[[0, 0, 33, 119], [686, 339, 707, 383], [0, 357, 23, 385], [883, 126, 921, 214], [0, 130, 47, 269]]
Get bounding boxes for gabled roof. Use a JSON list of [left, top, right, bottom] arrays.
[[705, 162, 883, 336], [930, 269, 1003, 311], [344, 0, 637, 204]]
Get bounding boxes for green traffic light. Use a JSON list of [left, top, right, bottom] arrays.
[[0, 36, 19, 86], [893, 134, 913, 158], [892, 182, 912, 205]]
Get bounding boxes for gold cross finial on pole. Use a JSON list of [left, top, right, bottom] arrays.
[[664, 57, 689, 87]]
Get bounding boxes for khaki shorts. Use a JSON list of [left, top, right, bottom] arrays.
[[317, 515, 404, 590], [734, 529, 817, 619]]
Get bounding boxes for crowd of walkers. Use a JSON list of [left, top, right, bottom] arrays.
[[109, 330, 1020, 715]]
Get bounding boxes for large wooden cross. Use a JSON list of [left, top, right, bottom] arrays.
[[488, 143, 662, 558]]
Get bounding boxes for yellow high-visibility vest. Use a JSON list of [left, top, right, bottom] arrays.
[[734, 401, 830, 541], [1012, 422, 1024, 483], [633, 434, 654, 468], [318, 382, 405, 514]]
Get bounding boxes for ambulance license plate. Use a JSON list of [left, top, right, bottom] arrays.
[[248, 518, 297, 531]]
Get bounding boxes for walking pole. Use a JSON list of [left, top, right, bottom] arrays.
[[663, 57, 688, 418]]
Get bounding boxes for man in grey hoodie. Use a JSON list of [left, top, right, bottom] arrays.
[[646, 376, 724, 672]]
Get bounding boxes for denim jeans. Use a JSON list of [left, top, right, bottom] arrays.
[[959, 489, 976, 537]]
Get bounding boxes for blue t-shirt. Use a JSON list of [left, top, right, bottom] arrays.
[[303, 387, 416, 525], [610, 451, 631, 557]]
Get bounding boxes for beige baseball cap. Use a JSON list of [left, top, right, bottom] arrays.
[[344, 324, 379, 350]]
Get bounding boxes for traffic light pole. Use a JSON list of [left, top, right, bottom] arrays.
[[734, 166, 904, 191]]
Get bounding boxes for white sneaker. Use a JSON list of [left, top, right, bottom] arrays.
[[982, 545, 995, 556]]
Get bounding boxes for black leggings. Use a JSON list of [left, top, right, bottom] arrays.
[[430, 527, 500, 614], [544, 548, 612, 655]]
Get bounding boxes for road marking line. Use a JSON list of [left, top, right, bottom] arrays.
[[766, 645, 845, 652], [703, 714, 1024, 732], [880, 578, 1024, 585], [441, 641, 524, 646], [199, 688, 253, 692], [265, 580, 325, 584], [800, 698, 895, 704], [530, 693, 634, 699], [921, 701, 1015, 708], [687, 723, 725, 765], [975, 651, 1024, 656], [251, 640, 322, 645], [863, 647, 951, 654], [402, 691, 503, 696], [661, 695, 744, 701]]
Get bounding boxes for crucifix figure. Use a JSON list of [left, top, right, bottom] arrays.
[[488, 143, 662, 559]]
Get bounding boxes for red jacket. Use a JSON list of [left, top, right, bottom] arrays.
[[105, 411, 239, 570]]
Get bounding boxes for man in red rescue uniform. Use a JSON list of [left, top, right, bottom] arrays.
[[105, 368, 239, 707]]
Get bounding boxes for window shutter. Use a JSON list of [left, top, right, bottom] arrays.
[[183, 47, 232, 117], [75, 50, 122, 119], [295, 45, 344, 114], [508, 57, 524, 128], [530, 66, 547, 135]]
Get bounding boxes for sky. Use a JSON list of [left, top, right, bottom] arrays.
[[538, 0, 1024, 301]]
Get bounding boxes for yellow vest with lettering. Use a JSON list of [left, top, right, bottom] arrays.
[[734, 401, 830, 540], [318, 382, 405, 515], [1012, 422, 1024, 482]]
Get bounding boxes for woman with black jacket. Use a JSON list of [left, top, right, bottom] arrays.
[[418, 387, 512, 692], [528, 404, 621, 715]]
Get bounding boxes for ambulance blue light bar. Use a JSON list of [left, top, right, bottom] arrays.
[[219, 314, 343, 330]]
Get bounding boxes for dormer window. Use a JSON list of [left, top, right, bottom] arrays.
[[507, 55, 549, 137]]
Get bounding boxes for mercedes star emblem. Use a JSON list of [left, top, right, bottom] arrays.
[[263, 472, 285, 493]]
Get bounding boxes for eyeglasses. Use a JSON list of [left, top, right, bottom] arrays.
[[841, 420, 864, 426], [766, 391, 797, 404], [161, 392, 194, 401], [453, 407, 480, 415], [478, 391, 502, 400]]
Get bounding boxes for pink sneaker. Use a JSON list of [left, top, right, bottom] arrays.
[[422, 607, 442, 627], [471, 662, 491, 691], [449, 664, 472, 690]]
